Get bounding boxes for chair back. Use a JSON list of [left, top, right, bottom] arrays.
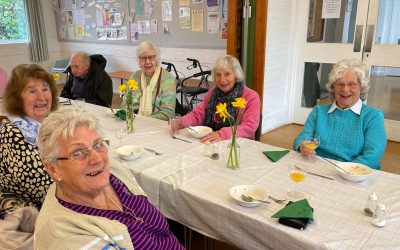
[[255, 113, 262, 141], [0, 68, 8, 97]]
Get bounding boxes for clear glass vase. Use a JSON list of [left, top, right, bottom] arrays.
[[226, 142, 240, 169], [125, 103, 135, 134]]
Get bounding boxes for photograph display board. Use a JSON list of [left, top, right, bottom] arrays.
[[54, 0, 227, 49]]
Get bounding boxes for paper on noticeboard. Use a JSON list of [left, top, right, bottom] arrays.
[[207, 12, 219, 34], [162, 0, 172, 22], [191, 10, 203, 32], [322, 0, 341, 19], [179, 7, 191, 29]]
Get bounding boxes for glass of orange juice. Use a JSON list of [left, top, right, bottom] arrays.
[[303, 134, 320, 161], [287, 164, 306, 200]]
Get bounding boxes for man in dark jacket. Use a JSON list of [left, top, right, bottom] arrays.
[[60, 52, 113, 107]]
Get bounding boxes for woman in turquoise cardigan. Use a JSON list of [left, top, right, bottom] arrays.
[[294, 59, 386, 170]]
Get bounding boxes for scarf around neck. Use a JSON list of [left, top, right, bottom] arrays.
[[204, 82, 244, 131], [139, 67, 161, 116], [11, 116, 41, 146]]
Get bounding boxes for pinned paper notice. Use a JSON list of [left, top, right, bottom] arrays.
[[322, 0, 341, 19]]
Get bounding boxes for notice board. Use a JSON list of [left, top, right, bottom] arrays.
[[53, 0, 227, 49]]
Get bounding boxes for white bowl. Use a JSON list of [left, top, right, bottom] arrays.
[[336, 162, 373, 182], [115, 145, 143, 161], [229, 185, 268, 207], [187, 126, 212, 139]]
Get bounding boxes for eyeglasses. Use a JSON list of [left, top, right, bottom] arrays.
[[334, 82, 360, 90], [139, 55, 156, 62], [56, 139, 109, 162]]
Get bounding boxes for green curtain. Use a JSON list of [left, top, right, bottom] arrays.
[[24, 0, 48, 62]]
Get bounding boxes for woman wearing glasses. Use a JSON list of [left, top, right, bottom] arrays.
[[35, 109, 183, 249], [294, 59, 386, 169], [127, 41, 176, 121]]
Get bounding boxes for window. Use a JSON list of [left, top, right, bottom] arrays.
[[0, 0, 28, 43]]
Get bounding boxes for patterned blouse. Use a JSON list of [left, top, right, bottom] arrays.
[[0, 121, 52, 219], [59, 174, 184, 250]]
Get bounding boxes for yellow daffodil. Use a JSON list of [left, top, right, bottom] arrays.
[[232, 97, 247, 109], [53, 73, 60, 81], [127, 79, 139, 90], [119, 84, 127, 92], [216, 102, 229, 122]]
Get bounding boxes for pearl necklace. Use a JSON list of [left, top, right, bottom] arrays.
[[57, 185, 143, 222]]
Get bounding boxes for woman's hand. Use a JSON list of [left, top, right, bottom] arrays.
[[200, 131, 221, 143], [300, 141, 316, 158], [169, 117, 182, 133]]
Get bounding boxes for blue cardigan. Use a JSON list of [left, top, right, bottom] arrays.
[[294, 104, 387, 169]]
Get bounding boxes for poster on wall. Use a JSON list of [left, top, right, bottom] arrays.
[[97, 28, 107, 40], [162, 0, 172, 22], [191, 10, 203, 32], [179, 7, 190, 28], [207, 12, 219, 34]]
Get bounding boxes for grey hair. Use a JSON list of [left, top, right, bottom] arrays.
[[70, 51, 91, 66], [326, 58, 370, 101], [212, 55, 244, 82], [38, 109, 100, 165], [136, 41, 161, 66]]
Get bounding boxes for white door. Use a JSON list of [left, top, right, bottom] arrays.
[[293, 0, 400, 141]]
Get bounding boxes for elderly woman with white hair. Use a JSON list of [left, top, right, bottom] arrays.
[[171, 55, 261, 142], [35, 109, 183, 249], [128, 41, 176, 121], [294, 59, 386, 169]]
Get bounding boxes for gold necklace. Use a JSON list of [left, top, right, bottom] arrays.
[[57, 184, 143, 222], [104, 190, 143, 222]]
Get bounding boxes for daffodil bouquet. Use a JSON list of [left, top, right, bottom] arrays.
[[216, 97, 247, 169], [118, 79, 141, 133]]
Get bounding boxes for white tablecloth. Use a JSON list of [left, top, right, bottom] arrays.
[[48, 100, 400, 249]]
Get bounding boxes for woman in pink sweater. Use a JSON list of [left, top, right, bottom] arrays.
[[171, 55, 260, 142]]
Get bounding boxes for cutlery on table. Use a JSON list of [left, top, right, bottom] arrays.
[[318, 156, 352, 175], [60, 99, 71, 105], [187, 126, 198, 133], [108, 104, 115, 114], [267, 196, 287, 203], [144, 148, 163, 156], [171, 135, 192, 143], [241, 194, 270, 203], [295, 164, 334, 180]]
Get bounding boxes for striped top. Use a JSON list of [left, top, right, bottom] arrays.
[[58, 175, 183, 250]]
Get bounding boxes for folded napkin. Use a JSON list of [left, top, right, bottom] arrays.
[[272, 199, 314, 230], [272, 199, 313, 220], [263, 150, 290, 162], [114, 109, 126, 121]]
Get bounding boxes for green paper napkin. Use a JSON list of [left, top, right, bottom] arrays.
[[263, 150, 290, 162], [115, 109, 126, 121], [272, 199, 314, 221]]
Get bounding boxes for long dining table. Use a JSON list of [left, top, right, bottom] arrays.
[[58, 100, 400, 249]]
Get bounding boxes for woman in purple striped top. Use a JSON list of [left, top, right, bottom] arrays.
[[35, 108, 184, 249]]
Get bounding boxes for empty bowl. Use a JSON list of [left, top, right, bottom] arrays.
[[229, 185, 268, 207], [115, 145, 143, 161], [187, 126, 212, 139], [336, 162, 373, 182]]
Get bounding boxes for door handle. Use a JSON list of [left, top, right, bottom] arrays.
[[364, 25, 374, 53], [353, 25, 363, 52]]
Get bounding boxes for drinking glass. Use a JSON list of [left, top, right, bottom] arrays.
[[287, 164, 306, 200], [169, 115, 181, 135], [303, 134, 320, 160], [115, 127, 127, 147]]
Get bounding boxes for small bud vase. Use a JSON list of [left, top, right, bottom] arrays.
[[226, 142, 240, 169], [126, 104, 135, 134]]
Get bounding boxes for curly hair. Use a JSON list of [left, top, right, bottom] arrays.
[[326, 59, 370, 101]]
